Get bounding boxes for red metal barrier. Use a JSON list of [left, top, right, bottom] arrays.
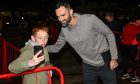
[[0, 66, 64, 84], [0, 36, 20, 74], [0, 36, 64, 84]]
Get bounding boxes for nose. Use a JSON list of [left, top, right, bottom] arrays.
[[58, 16, 64, 22], [41, 38, 46, 44]]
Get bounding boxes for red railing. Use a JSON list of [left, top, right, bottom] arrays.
[[0, 36, 64, 84], [0, 36, 20, 74], [0, 66, 64, 84]]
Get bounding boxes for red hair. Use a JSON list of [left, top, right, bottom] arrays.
[[32, 24, 49, 35]]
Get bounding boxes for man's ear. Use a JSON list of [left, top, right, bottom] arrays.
[[70, 9, 73, 16], [31, 35, 35, 42]]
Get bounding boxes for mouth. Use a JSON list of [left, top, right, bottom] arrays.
[[61, 20, 67, 23], [40, 44, 45, 47]]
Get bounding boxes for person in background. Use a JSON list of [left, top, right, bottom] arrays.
[[8, 24, 51, 84], [46, 1, 119, 84], [121, 16, 140, 82], [104, 11, 118, 31], [104, 11, 122, 65]]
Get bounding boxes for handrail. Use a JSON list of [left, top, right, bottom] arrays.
[[0, 36, 19, 52], [0, 66, 64, 84], [0, 36, 20, 74]]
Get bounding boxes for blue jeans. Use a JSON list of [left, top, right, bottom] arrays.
[[82, 63, 117, 84]]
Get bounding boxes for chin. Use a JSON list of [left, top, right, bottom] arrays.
[[42, 45, 46, 47]]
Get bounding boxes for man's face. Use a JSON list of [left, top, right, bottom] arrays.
[[32, 30, 49, 47], [105, 15, 113, 22], [55, 6, 72, 27]]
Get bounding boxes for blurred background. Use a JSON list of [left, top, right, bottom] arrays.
[[0, 0, 140, 48]]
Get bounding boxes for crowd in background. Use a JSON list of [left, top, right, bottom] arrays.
[[103, 11, 140, 82]]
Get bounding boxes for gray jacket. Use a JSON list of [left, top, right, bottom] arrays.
[[47, 13, 118, 66]]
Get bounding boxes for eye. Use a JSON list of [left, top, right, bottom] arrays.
[[45, 36, 49, 39], [37, 36, 43, 40], [38, 37, 42, 39]]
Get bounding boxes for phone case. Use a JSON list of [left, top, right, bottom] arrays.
[[34, 46, 43, 56]]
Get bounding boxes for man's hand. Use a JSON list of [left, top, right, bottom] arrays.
[[29, 50, 45, 67], [110, 59, 119, 70]]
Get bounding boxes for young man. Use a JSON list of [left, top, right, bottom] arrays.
[[104, 11, 117, 31], [8, 24, 51, 84], [47, 1, 119, 84], [121, 16, 140, 82]]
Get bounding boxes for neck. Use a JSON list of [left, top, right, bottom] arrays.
[[69, 16, 77, 28]]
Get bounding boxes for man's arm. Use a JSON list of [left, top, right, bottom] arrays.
[[91, 15, 119, 70], [91, 15, 118, 59], [46, 30, 66, 53]]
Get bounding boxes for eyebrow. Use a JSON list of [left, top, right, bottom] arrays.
[[57, 14, 66, 18]]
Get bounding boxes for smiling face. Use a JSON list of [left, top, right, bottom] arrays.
[[55, 6, 73, 27]]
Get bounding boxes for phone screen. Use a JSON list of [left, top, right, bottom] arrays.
[[34, 46, 44, 57]]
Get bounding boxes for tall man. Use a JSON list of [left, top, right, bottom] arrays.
[[47, 1, 119, 84]]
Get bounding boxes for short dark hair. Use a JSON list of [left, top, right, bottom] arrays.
[[104, 12, 114, 17], [56, 1, 71, 10]]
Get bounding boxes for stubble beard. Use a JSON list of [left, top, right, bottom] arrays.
[[61, 15, 71, 27]]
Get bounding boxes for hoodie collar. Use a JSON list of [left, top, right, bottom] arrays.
[[25, 39, 38, 46]]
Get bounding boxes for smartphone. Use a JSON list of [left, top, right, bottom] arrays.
[[34, 45, 44, 57]]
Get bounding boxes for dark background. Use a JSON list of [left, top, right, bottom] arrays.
[[0, 0, 140, 11]]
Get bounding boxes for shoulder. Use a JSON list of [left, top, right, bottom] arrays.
[[76, 13, 99, 23], [125, 22, 138, 28], [20, 45, 33, 56], [79, 13, 97, 19]]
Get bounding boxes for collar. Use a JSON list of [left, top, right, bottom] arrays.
[[66, 13, 81, 30], [73, 13, 80, 26]]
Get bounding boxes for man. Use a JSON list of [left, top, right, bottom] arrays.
[[47, 1, 119, 84], [104, 11, 120, 31]]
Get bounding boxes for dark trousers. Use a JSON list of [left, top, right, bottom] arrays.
[[82, 63, 117, 84], [122, 45, 138, 77]]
